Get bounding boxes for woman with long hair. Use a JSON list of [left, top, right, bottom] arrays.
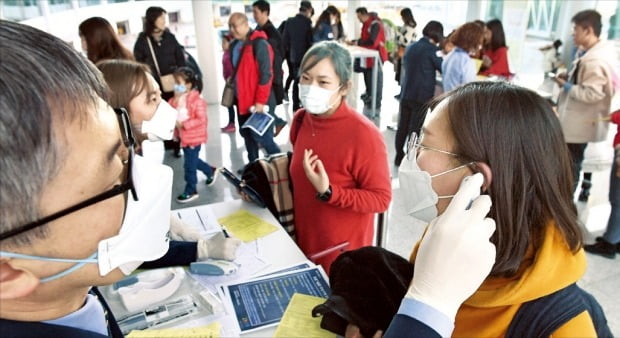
[[312, 6, 339, 43], [133, 6, 186, 101], [79, 16, 133, 64], [480, 19, 511, 77]]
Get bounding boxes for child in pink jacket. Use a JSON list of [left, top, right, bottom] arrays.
[[169, 67, 218, 203]]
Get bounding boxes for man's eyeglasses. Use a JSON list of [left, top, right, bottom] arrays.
[[0, 108, 138, 240]]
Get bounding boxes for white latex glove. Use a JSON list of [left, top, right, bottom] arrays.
[[407, 173, 496, 321], [169, 213, 202, 242], [197, 232, 242, 261]]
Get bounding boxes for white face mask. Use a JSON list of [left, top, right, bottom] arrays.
[[141, 101, 178, 141], [299, 84, 340, 115], [398, 153, 473, 223], [0, 154, 173, 282]]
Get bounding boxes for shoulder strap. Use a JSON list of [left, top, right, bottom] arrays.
[[145, 37, 162, 76], [229, 40, 249, 80], [506, 283, 611, 338]]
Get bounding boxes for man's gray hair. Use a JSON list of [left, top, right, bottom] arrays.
[[0, 20, 108, 245], [300, 41, 352, 86]]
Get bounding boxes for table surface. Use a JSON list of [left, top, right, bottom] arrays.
[[189, 199, 310, 337]]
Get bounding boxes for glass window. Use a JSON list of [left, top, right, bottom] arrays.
[[486, 0, 504, 20], [527, 0, 561, 38], [78, 0, 100, 7], [2, 0, 41, 21], [49, 0, 71, 13]]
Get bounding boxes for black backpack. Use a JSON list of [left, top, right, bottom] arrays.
[[506, 283, 612, 337]]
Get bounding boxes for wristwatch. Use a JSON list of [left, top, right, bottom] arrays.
[[316, 186, 332, 202]]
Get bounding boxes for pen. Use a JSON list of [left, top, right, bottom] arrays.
[[222, 225, 230, 238]]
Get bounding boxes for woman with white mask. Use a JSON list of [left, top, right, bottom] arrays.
[[289, 41, 391, 273], [391, 81, 603, 337], [98, 60, 241, 267]]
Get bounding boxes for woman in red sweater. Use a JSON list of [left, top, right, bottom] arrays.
[[480, 19, 511, 78], [289, 41, 392, 272]]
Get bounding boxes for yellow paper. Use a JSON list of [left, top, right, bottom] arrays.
[[274, 293, 336, 338], [126, 322, 220, 338], [217, 210, 278, 242]]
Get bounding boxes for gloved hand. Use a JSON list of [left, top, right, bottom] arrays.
[[407, 173, 496, 321], [169, 213, 202, 242], [197, 232, 242, 261]]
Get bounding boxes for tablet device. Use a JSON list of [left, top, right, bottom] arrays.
[[220, 167, 267, 208]]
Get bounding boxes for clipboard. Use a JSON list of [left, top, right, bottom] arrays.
[[220, 167, 267, 208]]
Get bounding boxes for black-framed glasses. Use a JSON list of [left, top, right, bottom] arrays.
[[0, 108, 138, 240]]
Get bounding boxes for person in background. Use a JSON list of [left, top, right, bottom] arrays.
[[169, 67, 219, 203], [331, 7, 345, 42], [540, 39, 563, 73], [221, 34, 237, 133], [133, 6, 185, 101], [441, 22, 483, 92], [282, 0, 314, 112], [480, 19, 511, 77], [0, 21, 241, 337], [350, 7, 388, 116], [290, 41, 391, 272], [133, 6, 186, 157], [394, 21, 444, 167], [228, 13, 281, 163], [393, 8, 417, 97], [583, 108, 620, 258], [554, 10, 616, 196], [79, 17, 134, 64], [313, 6, 339, 43], [252, 0, 288, 136]]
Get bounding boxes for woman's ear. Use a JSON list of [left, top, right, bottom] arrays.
[[473, 162, 493, 192], [340, 80, 352, 96]]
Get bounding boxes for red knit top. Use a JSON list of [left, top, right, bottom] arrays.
[[289, 101, 392, 273], [480, 46, 511, 77]]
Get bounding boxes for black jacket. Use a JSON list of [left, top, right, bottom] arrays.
[[282, 13, 313, 64], [133, 30, 186, 86], [257, 20, 285, 104], [401, 37, 442, 103]]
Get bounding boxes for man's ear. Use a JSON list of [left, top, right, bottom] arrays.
[[473, 162, 493, 192], [0, 260, 40, 300]]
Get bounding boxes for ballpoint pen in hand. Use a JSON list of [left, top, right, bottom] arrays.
[[221, 225, 230, 238]]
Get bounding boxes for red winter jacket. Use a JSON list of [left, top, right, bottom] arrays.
[[233, 30, 274, 115], [358, 14, 388, 68], [169, 90, 207, 147]]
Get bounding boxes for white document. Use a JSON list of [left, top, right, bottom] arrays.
[[174, 205, 221, 237]]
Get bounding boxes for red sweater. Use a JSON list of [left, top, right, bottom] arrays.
[[480, 46, 511, 77], [611, 109, 620, 147], [168, 90, 207, 147], [289, 102, 392, 272]]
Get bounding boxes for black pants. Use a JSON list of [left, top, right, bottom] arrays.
[[394, 99, 427, 166], [361, 66, 383, 110], [289, 62, 302, 111], [567, 142, 588, 193]]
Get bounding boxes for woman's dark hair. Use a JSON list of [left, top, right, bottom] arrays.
[[486, 19, 507, 50], [400, 8, 416, 28], [144, 6, 167, 36], [79, 17, 134, 64], [422, 20, 444, 43], [314, 6, 339, 34], [173, 66, 203, 93], [450, 22, 484, 52], [431, 81, 582, 277]]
